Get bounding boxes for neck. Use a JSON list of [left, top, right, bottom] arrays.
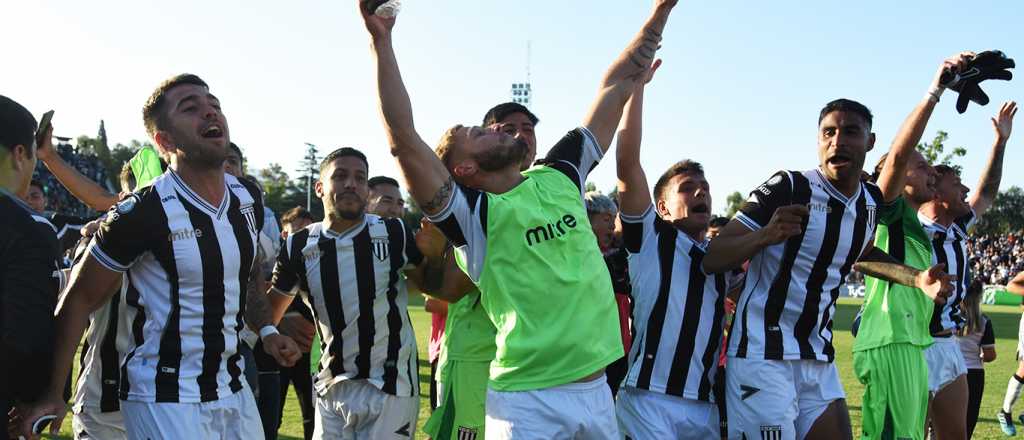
[[172, 160, 226, 207], [324, 212, 364, 235], [919, 201, 955, 227], [903, 192, 925, 213], [0, 175, 20, 198], [477, 168, 527, 194], [824, 171, 860, 198], [684, 227, 707, 243]]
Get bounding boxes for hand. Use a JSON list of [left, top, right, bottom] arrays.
[[35, 123, 54, 161], [656, 0, 679, 9], [8, 394, 67, 440], [415, 219, 448, 260], [757, 204, 808, 246], [916, 264, 953, 305], [277, 314, 315, 352], [359, 0, 396, 41], [262, 333, 301, 367], [933, 51, 975, 91], [993, 101, 1018, 143], [80, 218, 103, 239], [642, 59, 662, 85]]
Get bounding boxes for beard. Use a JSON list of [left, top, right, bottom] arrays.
[[474, 138, 528, 172], [331, 193, 367, 220], [175, 138, 228, 170]]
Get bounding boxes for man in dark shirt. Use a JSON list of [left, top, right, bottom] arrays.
[[0, 95, 61, 440]]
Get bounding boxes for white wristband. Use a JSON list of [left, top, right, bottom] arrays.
[[259, 325, 279, 339], [926, 85, 945, 103]]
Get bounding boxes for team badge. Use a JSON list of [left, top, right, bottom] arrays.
[[240, 203, 257, 235], [457, 427, 478, 440], [760, 425, 782, 440], [372, 237, 390, 262], [866, 205, 877, 230]]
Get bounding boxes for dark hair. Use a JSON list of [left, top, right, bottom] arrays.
[[319, 147, 369, 173], [119, 163, 136, 192], [818, 98, 873, 128], [0, 95, 37, 153], [368, 175, 400, 190], [29, 179, 45, 193], [482, 102, 539, 127], [142, 74, 209, 138], [934, 164, 959, 180], [228, 142, 244, 162], [709, 216, 730, 228], [281, 205, 314, 224], [652, 160, 705, 201], [870, 153, 888, 183]]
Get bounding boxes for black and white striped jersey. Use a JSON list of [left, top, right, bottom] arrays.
[[271, 216, 422, 398], [88, 171, 264, 403], [919, 210, 976, 333], [621, 206, 727, 402], [730, 169, 887, 362]]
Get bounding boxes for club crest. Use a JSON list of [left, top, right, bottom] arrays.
[[372, 237, 390, 262], [240, 203, 257, 235]]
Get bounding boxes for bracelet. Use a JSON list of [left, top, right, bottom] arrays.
[[259, 325, 279, 339]]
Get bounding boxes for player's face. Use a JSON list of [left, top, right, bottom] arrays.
[[460, 126, 528, 173], [588, 211, 616, 252], [368, 183, 405, 218], [707, 225, 722, 240], [24, 185, 46, 213], [933, 171, 971, 217], [224, 149, 242, 177], [658, 172, 712, 236], [817, 111, 874, 186], [316, 156, 368, 221], [904, 151, 938, 204], [157, 84, 230, 170], [492, 112, 537, 170]]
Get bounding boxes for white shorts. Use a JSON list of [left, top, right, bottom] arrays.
[[924, 336, 967, 392], [1017, 313, 1024, 359], [725, 357, 845, 440], [72, 409, 126, 440], [314, 379, 419, 440], [485, 375, 619, 440], [121, 387, 263, 440], [616, 386, 718, 440]]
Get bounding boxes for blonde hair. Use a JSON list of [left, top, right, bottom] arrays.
[[434, 125, 464, 168], [959, 280, 985, 335]]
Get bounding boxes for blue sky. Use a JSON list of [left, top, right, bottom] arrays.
[[4, 1, 1022, 214]]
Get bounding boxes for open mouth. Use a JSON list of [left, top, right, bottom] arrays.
[[690, 203, 710, 214], [201, 124, 224, 139], [827, 154, 852, 167]]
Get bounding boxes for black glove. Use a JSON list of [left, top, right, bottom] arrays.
[[363, 0, 390, 14], [940, 50, 1015, 114]]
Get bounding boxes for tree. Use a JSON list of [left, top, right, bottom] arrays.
[[916, 131, 967, 172], [724, 191, 744, 218], [974, 186, 1024, 235], [584, 181, 597, 193], [258, 163, 316, 219]]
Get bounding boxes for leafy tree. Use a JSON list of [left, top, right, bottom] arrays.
[[258, 163, 316, 219], [724, 191, 745, 218], [584, 181, 597, 193], [975, 186, 1024, 235], [916, 131, 967, 172]]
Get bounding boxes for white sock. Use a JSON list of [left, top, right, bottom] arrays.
[[1004, 374, 1024, 414]]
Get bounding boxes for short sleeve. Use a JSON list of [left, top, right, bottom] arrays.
[[90, 195, 150, 272], [620, 204, 658, 255], [537, 127, 603, 197], [877, 197, 906, 225], [271, 233, 303, 296], [736, 171, 793, 231], [981, 317, 995, 346], [426, 184, 488, 283], [401, 222, 424, 267]]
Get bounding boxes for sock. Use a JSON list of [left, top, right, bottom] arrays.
[[1004, 374, 1024, 413]]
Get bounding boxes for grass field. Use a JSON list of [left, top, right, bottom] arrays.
[[49, 297, 1024, 439]]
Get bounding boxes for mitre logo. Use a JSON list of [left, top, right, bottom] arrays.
[[168, 228, 203, 242], [524, 214, 578, 246]]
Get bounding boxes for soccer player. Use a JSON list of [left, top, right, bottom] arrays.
[[919, 101, 1015, 437], [267, 147, 436, 439], [368, 175, 406, 218], [0, 95, 62, 440], [614, 60, 729, 439], [359, 0, 678, 436], [281, 205, 315, 239], [703, 93, 951, 439], [482, 102, 539, 169], [14, 74, 300, 440]]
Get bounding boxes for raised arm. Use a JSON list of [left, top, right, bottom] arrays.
[[876, 54, 971, 201], [971, 101, 1017, 217], [360, 2, 454, 216], [615, 60, 661, 217], [583, 0, 677, 151], [1008, 271, 1024, 296], [36, 125, 119, 211], [853, 246, 952, 303]]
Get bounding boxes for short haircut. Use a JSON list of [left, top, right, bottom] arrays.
[[119, 162, 136, 192], [281, 205, 314, 224], [228, 142, 244, 162], [0, 95, 37, 153], [818, 98, 873, 128], [584, 191, 617, 215], [652, 160, 705, 201], [709, 216, 730, 228], [482, 102, 539, 126], [368, 175, 400, 190], [434, 125, 463, 168], [319, 147, 369, 173], [29, 179, 45, 193], [934, 164, 959, 180], [142, 74, 209, 138]]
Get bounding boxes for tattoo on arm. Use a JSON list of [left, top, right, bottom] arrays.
[[244, 248, 273, 330], [853, 247, 919, 288], [979, 149, 1005, 199], [422, 177, 454, 214]]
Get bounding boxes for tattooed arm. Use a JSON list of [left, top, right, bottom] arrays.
[[244, 247, 273, 330], [971, 101, 1017, 217], [583, 0, 677, 151], [853, 246, 953, 304]]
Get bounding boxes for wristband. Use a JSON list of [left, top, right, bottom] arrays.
[[926, 85, 945, 103], [259, 325, 279, 339]]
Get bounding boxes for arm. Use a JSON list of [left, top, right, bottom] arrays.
[[1008, 271, 1024, 296], [982, 347, 997, 362], [246, 248, 300, 367], [971, 101, 1017, 217], [36, 125, 119, 211], [424, 297, 448, 315], [615, 60, 661, 217], [583, 1, 676, 151], [361, 7, 454, 216], [853, 247, 952, 303], [703, 205, 809, 273]]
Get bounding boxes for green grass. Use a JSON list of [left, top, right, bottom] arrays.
[[48, 296, 1024, 439]]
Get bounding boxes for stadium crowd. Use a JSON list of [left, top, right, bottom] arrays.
[[971, 234, 1024, 286]]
